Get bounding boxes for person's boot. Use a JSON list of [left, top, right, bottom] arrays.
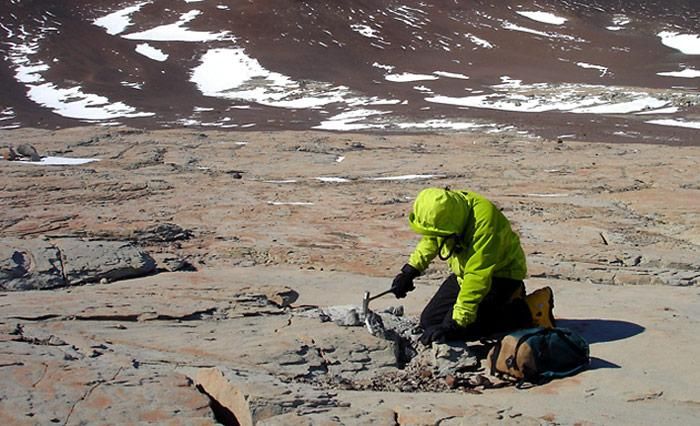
[[525, 287, 555, 328]]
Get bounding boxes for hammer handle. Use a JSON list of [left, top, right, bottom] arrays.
[[369, 288, 393, 302]]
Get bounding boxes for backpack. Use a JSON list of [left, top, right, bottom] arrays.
[[487, 327, 590, 387]]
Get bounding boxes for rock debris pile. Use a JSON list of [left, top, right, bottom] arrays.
[[292, 304, 510, 393]]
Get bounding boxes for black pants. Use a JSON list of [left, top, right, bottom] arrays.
[[420, 274, 532, 341]]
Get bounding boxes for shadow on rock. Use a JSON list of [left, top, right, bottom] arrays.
[[556, 318, 645, 344], [589, 357, 621, 370]]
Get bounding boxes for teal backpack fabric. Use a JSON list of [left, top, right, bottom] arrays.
[[488, 327, 590, 386]]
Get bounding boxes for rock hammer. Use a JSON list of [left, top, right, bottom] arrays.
[[362, 288, 393, 318]]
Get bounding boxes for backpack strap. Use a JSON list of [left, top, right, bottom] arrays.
[[512, 328, 548, 362], [489, 339, 503, 376]]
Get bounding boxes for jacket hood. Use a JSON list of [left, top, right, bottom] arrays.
[[408, 188, 467, 236]]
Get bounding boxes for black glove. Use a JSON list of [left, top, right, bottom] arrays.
[[390, 264, 420, 299], [419, 317, 461, 346]]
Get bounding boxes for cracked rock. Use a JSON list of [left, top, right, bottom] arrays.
[[193, 367, 343, 426], [430, 341, 479, 377], [0, 238, 156, 291], [0, 238, 64, 290], [53, 239, 157, 286]]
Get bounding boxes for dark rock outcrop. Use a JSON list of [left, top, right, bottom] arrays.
[[0, 238, 156, 291], [133, 223, 193, 243]]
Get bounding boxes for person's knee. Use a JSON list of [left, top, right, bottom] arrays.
[[419, 274, 460, 329]]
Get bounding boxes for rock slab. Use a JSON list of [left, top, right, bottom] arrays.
[[0, 238, 156, 291], [0, 239, 64, 290]]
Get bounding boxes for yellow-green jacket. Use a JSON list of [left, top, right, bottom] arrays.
[[407, 188, 527, 327]]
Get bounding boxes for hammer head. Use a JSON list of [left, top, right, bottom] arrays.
[[362, 291, 370, 318]]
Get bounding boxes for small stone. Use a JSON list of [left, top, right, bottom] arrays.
[[46, 335, 67, 346], [16, 144, 41, 161], [467, 374, 488, 387], [264, 287, 299, 308], [383, 306, 404, 316], [345, 309, 360, 326], [100, 278, 109, 285], [445, 374, 457, 388]]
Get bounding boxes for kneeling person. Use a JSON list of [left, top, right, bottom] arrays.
[[390, 188, 554, 345]]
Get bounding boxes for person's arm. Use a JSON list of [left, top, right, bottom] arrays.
[[407, 235, 439, 272], [452, 231, 498, 327], [391, 236, 439, 298]]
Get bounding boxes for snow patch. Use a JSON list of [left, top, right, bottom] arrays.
[[572, 97, 667, 114], [413, 85, 433, 93], [0, 107, 18, 129], [502, 22, 582, 42], [26, 83, 154, 120], [23, 156, 100, 166], [426, 81, 675, 116], [516, 11, 567, 26], [135, 43, 168, 61], [93, 1, 150, 35], [121, 81, 143, 90], [7, 34, 152, 121], [124, 10, 231, 42], [372, 62, 395, 72], [316, 177, 351, 183], [657, 32, 700, 55], [351, 24, 381, 39], [657, 68, 700, 78], [395, 120, 485, 130], [576, 62, 608, 77], [0, 107, 15, 119], [385, 73, 439, 82], [190, 48, 351, 108], [313, 109, 388, 131], [465, 33, 493, 49], [635, 106, 679, 115], [494, 76, 523, 89], [433, 71, 469, 80], [646, 119, 700, 129], [387, 5, 429, 30], [606, 15, 630, 31]]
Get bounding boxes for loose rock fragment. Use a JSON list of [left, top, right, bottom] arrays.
[[16, 144, 41, 161]]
